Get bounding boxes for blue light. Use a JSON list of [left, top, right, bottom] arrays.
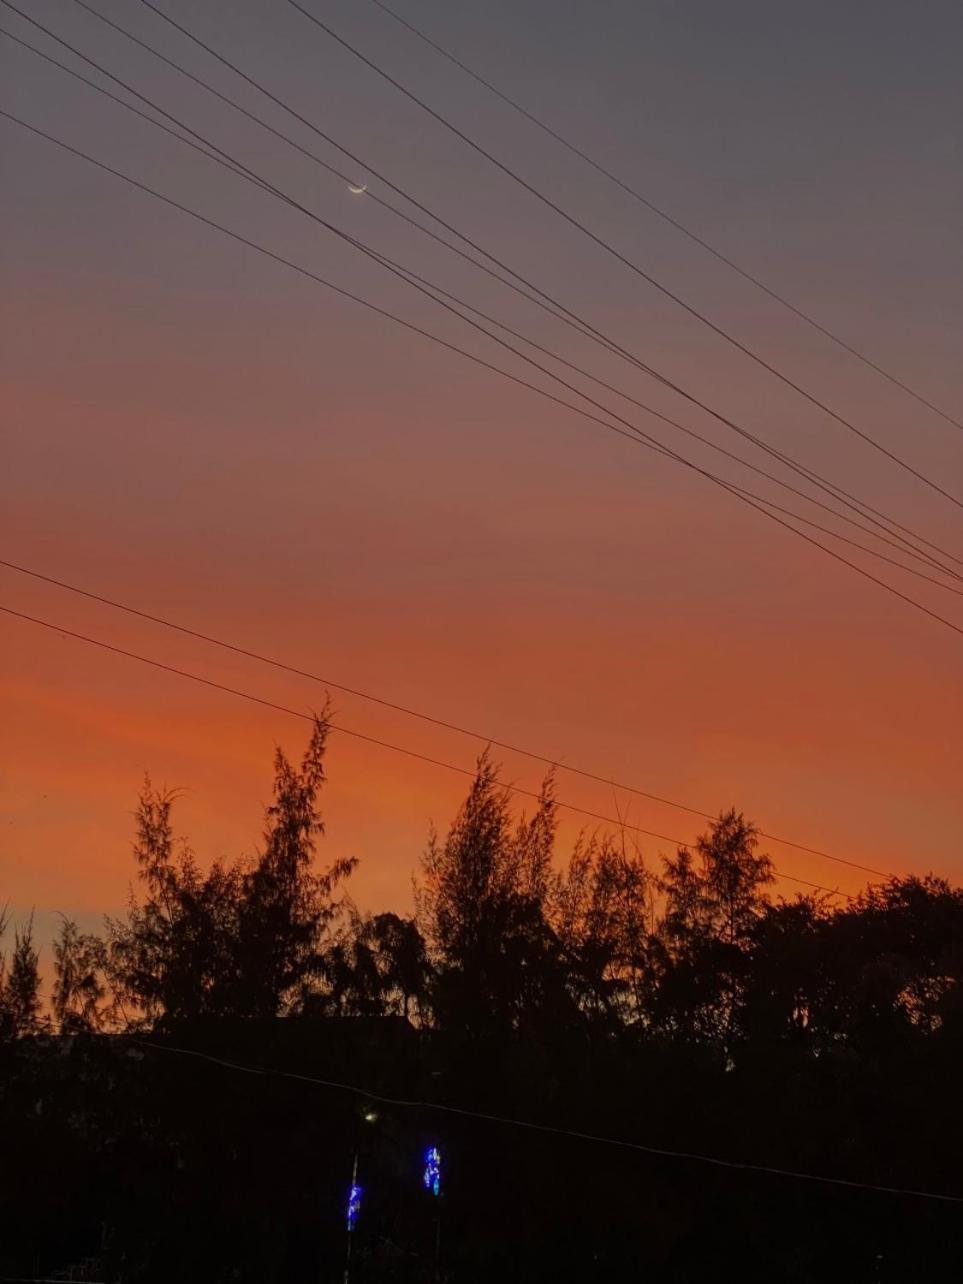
[[346, 1182, 362, 1231], [423, 1145, 441, 1197]]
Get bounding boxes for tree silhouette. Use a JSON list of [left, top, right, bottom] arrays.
[[551, 831, 655, 1025], [233, 710, 355, 1017], [52, 916, 111, 1033], [417, 754, 561, 1038], [5, 728, 962, 1280], [107, 779, 244, 1024], [322, 909, 431, 1018], [0, 913, 44, 1038], [106, 712, 355, 1025], [652, 809, 773, 1048]]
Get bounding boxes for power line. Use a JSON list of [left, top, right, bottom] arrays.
[[0, 26, 258, 176], [0, 40, 829, 553], [286, 0, 963, 512], [1, 93, 961, 650], [715, 484, 963, 598], [366, 0, 963, 437], [3, 103, 962, 643], [7, 21, 960, 596], [0, 55, 950, 883], [6, 18, 963, 635], [0, 90, 685, 486], [0, 13, 944, 934], [0, 558, 894, 881], [381, 242, 963, 594], [119, 0, 680, 376], [364, 238, 963, 594], [12, 0, 963, 596], [133, 1038, 963, 1204], [113, 0, 963, 575], [0, 602, 857, 901], [4, 84, 962, 658]]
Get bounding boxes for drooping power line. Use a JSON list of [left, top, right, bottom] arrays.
[[0, 17, 945, 896], [0, 557, 894, 881], [0, 602, 860, 900], [133, 1038, 963, 1205]]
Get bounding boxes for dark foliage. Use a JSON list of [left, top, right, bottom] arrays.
[[1, 723, 960, 1280]]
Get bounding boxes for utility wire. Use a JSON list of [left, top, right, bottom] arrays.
[[0, 26, 260, 178], [133, 1038, 963, 1204], [66, 0, 948, 573], [6, 19, 960, 595], [0, 558, 895, 881], [0, 603, 855, 901], [3, 104, 962, 645], [113, 0, 963, 574], [2, 103, 962, 645], [381, 246, 963, 596], [0, 55, 950, 878], [699, 482, 963, 598], [7, 1, 963, 591], [117, 0, 678, 379], [367, 0, 963, 436], [286, 0, 963, 511]]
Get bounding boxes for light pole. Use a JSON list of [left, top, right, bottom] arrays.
[[342, 1103, 378, 1284], [343, 1153, 361, 1284], [422, 1145, 442, 1283]]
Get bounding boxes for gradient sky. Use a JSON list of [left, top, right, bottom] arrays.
[[1, 0, 961, 962]]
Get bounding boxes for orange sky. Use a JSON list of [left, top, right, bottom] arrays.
[[1, 0, 961, 962]]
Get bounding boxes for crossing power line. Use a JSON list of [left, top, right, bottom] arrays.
[[3, 17, 955, 873], [0, 14, 955, 880], [5, 21, 961, 598], [284, 1, 963, 512], [83, 0, 963, 576], [13, 20, 945, 590], [366, 0, 963, 436], [5, 90, 963, 647], [5, 0, 963, 588], [2, 100, 961, 642], [0, 601, 862, 901]]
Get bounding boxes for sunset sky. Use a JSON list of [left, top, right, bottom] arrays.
[[2, 0, 961, 963]]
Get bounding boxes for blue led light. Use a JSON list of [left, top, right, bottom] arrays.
[[423, 1145, 441, 1197], [346, 1182, 362, 1231]]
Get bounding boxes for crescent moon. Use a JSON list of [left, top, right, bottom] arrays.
[[348, 183, 367, 195]]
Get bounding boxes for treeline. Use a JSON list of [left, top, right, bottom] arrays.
[[5, 714, 961, 1051], [2, 715, 962, 1280]]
